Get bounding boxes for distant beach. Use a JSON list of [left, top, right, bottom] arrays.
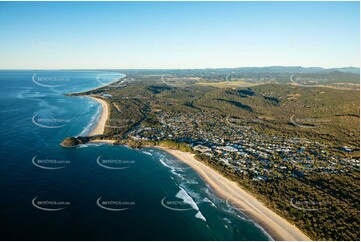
[[86, 96, 109, 137], [81, 74, 125, 137]]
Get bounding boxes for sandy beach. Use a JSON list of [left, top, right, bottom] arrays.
[[86, 96, 109, 136], [84, 96, 310, 240], [160, 148, 311, 241], [89, 139, 115, 144]]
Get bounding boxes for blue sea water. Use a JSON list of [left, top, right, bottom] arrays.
[[0, 71, 271, 240]]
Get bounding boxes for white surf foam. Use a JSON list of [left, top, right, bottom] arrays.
[[176, 187, 207, 222], [142, 151, 153, 156], [159, 158, 183, 178], [195, 211, 207, 221], [78, 100, 101, 136], [203, 197, 217, 208]]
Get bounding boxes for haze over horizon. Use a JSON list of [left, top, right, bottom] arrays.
[[0, 65, 359, 71], [0, 1, 359, 69]]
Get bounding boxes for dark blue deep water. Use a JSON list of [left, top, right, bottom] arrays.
[[0, 71, 271, 240]]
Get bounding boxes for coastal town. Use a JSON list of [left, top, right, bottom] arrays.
[[2, 1, 360, 241], [61, 71, 360, 241], [72, 72, 359, 183], [125, 110, 359, 181], [63, 69, 359, 241]]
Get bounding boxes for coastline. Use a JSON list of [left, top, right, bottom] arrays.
[[70, 74, 126, 95], [82, 95, 310, 241], [78, 73, 126, 137], [159, 147, 311, 241], [86, 96, 109, 136], [89, 139, 115, 144]]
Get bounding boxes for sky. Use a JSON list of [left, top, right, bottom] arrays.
[[0, 1, 359, 69]]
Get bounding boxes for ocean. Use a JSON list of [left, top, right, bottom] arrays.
[[0, 70, 271, 240]]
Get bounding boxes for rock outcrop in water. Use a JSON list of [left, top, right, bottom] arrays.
[[61, 136, 90, 147]]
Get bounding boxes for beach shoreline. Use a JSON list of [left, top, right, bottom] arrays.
[[70, 74, 126, 95], [158, 147, 311, 241], [89, 139, 115, 144], [82, 96, 310, 241], [86, 96, 109, 136], [80, 74, 126, 137]]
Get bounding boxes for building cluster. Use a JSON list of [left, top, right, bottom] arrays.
[[127, 110, 359, 180]]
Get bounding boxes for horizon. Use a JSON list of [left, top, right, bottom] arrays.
[[0, 65, 359, 71], [0, 1, 360, 240], [0, 1, 359, 69]]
